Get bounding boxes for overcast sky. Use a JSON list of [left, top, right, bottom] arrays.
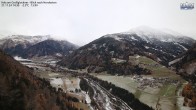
[[0, 0, 196, 45]]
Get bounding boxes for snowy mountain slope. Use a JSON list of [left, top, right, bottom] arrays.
[[22, 39, 78, 58], [177, 43, 196, 70], [0, 35, 52, 50], [105, 26, 194, 57], [170, 43, 196, 83], [122, 26, 193, 44], [59, 26, 195, 74], [0, 35, 51, 46], [0, 35, 78, 58]]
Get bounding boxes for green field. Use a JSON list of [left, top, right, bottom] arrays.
[[132, 56, 183, 80], [158, 84, 176, 97], [94, 74, 183, 110], [92, 56, 185, 110]]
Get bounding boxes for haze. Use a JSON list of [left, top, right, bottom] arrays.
[[0, 0, 196, 45]]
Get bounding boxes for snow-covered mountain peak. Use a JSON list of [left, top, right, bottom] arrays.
[[120, 26, 192, 43], [126, 26, 173, 37], [3, 35, 52, 44], [104, 34, 122, 41], [126, 26, 188, 38]]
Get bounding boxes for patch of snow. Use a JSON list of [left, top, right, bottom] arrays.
[[87, 48, 92, 50], [105, 95, 112, 110], [14, 56, 32, 62], [14, 56, 23, 60], [92, 44, 97, 49], [110, 51, 114, 56], [135, 55, 140, 58], [1, 35, 51, 45], [50, 78, 66, 92], [151, 47, 158, 51], [64, 78, 74, 90], [113, 36, 121, 41], [174, 42, 187, 51], [159, 49, 167, 54], [169, 56, 184, 66], [172, 55, 176, 57], [56, 53, 62, 57], [122, 26, 191, 43], [131, 36, 138, 41], [157, 58, 162, 62], [126, 26, 174, 41], [69, 51, 73, 53], [82, 91, 91, 104], [48, 73, 59, 77], [50, 78, 64, 85], [49, 61, 58, 64], [105, 34, 121, 41], [144, 46, 149, 49], [103, 43, 106, 47], [160, 39, 167, 42]]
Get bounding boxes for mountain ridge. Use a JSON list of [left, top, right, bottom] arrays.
[[59, 27, 195, 75], [22, 39, 78, 58], [0, 35, 78, 58]]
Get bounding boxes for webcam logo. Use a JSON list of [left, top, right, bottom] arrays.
[[180, 2, 194, 10]]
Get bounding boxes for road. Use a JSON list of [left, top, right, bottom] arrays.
[[84, 78, 133, 110]]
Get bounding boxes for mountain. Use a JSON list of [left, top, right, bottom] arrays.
[[22, 39, 78, 58], [174, 43, 196, 108], [0, 35, 51, 56], [0, 35, 51, 47], [58, 26, 195, 74], [174, 43, 196, 81], [125, 26, 193, 45], [0, 49, 78, 110], [0, 35, 78, 58]]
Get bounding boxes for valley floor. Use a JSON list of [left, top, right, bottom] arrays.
[[93, 73, 189, 110], [16, 57, 135, 110], [14, 56, 192, 110]]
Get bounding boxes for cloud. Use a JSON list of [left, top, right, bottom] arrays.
[[0, 0, 196, 45]]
